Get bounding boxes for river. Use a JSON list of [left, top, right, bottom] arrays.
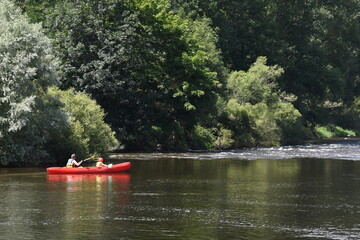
[[0, 139, 359, 240]]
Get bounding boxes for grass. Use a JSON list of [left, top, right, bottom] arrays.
[[315, 125, 357, 138]]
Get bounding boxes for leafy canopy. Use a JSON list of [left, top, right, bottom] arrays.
[[44, 0, 227, 150], [0, 0, 63, 166], [226, 57, 302, 147], [47, 87, 119, 161]]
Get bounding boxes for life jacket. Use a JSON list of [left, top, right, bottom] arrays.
[[96, 162, 103, 167], [66, 159, 74, 168]]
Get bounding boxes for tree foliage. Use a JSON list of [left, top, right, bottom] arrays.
[[43, 0, 227, 151], [0, 0, 64, 166], [8, 0, 360, 154], [47, 87, 119, 162], [171, 0, 360, 126], [225, 57, 302, 147], [0, 0, 120, 166]]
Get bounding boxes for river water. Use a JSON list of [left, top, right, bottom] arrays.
[[0, 139, 359, 240]]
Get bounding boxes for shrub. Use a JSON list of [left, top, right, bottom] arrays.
[[190, 125, 216, 150], [225, 57, 303, 147], [315, 125, 357, 138], [0, 0, 63, 166], [47, 87, 119, 163]]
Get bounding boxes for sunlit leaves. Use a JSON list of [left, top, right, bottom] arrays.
[[48, 87, 119, 158], [44, 0, 226, 150], [0, 0, 61, 166], [226, 57, 301, 146]]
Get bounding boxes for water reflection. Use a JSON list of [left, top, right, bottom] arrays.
[[47, 173, 130, 183], [125, 158, 360, 240], [45, 173, 130, 239]]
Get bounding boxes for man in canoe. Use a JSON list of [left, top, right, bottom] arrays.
[[66, 154, 83, 167]]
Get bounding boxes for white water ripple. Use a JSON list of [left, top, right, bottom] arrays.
[[110, 139, 360, 161]]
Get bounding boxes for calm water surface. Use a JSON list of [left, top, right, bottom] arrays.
[[1, 140, 360, 240]]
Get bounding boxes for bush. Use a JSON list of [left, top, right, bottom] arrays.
[[315, 125, 357, 138], [47, 87, 119, 163], [214, 127, 234, 149], [224, 57, 303, 147], [190, 125, 216, 150]]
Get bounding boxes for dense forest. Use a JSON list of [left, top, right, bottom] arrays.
[[0, 0, 359, 166]]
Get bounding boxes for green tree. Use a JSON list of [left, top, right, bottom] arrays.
[[312, 1, 360, 104], [172, 0, 360, 131], [171, 0, 280, 71], [47, 87, 119, 162], [0, 0, 64, 166], [225, 57, 303, 147], [43, 0, 226, 151]]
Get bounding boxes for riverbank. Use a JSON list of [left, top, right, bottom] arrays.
[[109, 138, 360, 161]]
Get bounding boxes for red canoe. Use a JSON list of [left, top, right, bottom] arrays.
[[47, 162, 131, 174]]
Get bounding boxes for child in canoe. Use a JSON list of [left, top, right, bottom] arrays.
[[96, 158, 108, 167]]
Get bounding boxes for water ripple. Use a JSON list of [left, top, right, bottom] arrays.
[[110, 138, 360, 161]]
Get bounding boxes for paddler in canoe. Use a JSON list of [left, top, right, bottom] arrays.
[[47, 155, 128, 173], [96, 158, 107, 167], [66, 154, 83, 168]]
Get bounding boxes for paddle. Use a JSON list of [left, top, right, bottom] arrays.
[[81, 155, 95, 163]]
